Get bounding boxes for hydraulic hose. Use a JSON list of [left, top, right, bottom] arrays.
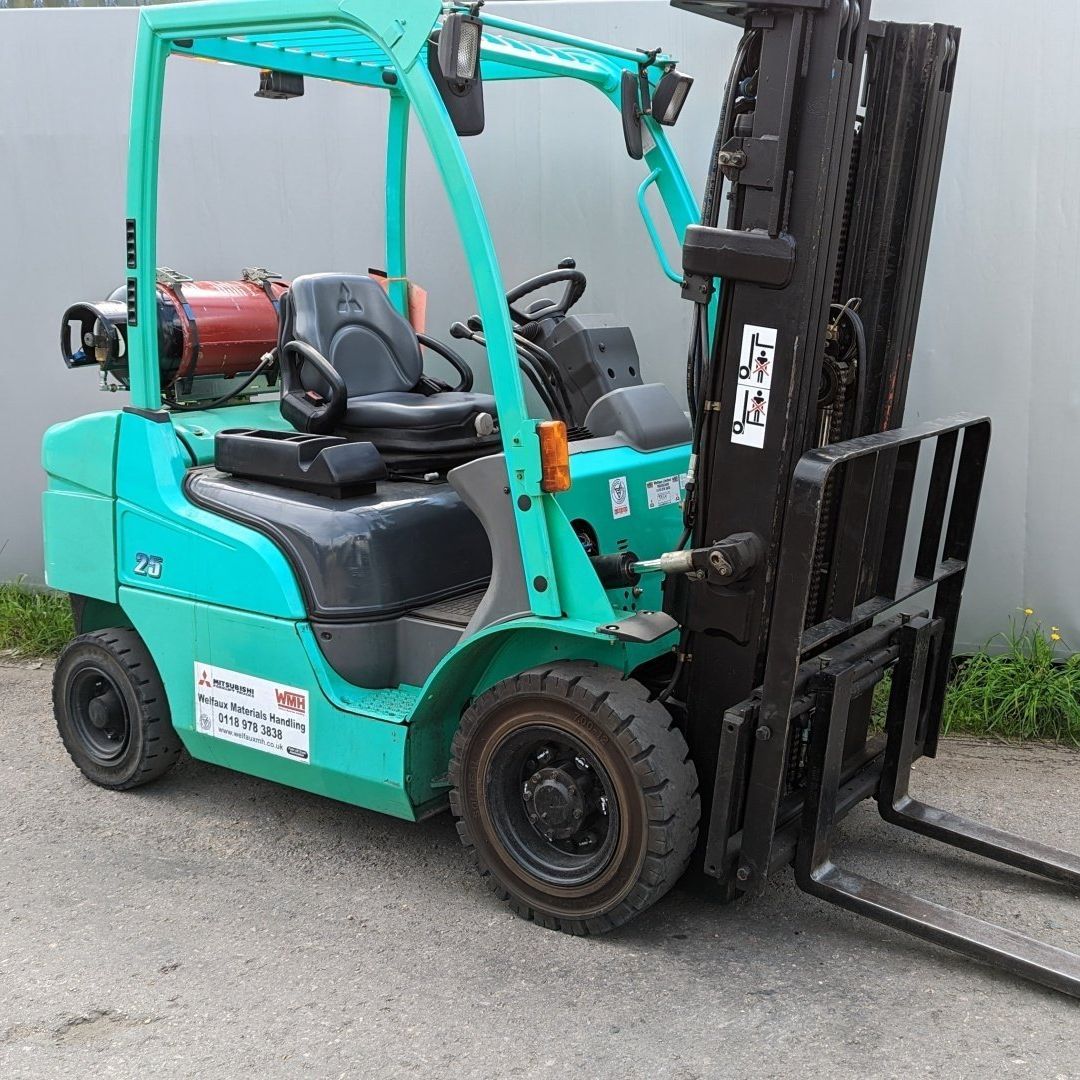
[[700, 30, 757, 230], [167, 350, 276, 412], [687, 30, 760, 432], [843, 304, 868, 435]]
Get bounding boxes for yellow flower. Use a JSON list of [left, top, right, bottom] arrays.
[[1052, 632, 1062, 643], [1024, 607, 1034, 616]]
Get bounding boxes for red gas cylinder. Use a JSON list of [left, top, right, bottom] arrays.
[[61, 273, 290, 389], [156, 277, 290, 381]]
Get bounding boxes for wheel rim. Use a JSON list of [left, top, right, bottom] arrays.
[[67, 665, 131, 765], [485, 724, 621, 888]]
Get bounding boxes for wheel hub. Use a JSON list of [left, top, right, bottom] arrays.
[[483, 725, 620, 888], [524, 765, 589, 840], [87, 687, 124, 734], [68, 667, 131, 764]]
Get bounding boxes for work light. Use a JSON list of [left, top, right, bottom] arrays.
[[255, 68, 304, 100], [652, 69, 693, 126], [438, 13, 483, 86]]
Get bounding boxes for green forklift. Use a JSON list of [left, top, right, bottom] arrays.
[[47, 0, 1080, 996]]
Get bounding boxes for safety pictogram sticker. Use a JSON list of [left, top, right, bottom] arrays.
[[609, 475, 631, 519], [731, 324, 777, 450]]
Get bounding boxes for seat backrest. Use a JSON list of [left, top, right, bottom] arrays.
[[281, 273, 423, 396]]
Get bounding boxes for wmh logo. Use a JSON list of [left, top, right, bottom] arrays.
[[275, 689, 306, 715]]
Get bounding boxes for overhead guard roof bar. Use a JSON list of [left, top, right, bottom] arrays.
[[181, 34, 393, 89], [466, 9, 669, 67], [184, 33, 640, 92], [157, 2, 672, 92]]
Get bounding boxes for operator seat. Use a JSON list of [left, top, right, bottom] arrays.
[[278, 274, 499, 464]]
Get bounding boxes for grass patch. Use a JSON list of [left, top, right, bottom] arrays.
[[869, 670, 892, 733], [0, 580, 74, 658], [866, 612, 1079, 746], [942, 612, 1080, 746]]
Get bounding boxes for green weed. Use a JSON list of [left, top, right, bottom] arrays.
[[0, 580, 74, 658], [943, 611, 1080, 746]]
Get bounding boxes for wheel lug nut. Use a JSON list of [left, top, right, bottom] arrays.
[[573, 809, 583, 820], [531, 772, 541, 783], [568, 785, 576, 796]]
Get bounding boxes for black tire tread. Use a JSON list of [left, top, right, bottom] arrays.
[[53, 628, 183, 790], [449, 660, 699, 936]]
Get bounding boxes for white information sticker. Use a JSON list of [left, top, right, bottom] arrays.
[[609, 475, 631, 519], [731, 324, 778, 450], [194, 662, 310, 763], [646, 475, 683, 510]]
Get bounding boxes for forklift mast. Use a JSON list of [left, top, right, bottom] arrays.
[[668, 0, 1080, 997]]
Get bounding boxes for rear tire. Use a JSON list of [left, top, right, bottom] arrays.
[[449, 661, 699, 934], [53, 628, 182, 790]]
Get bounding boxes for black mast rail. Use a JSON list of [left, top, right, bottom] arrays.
[[669, 0, 873, 841]]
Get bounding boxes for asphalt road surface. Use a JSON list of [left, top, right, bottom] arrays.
[[2, 661, 1080, 1079]]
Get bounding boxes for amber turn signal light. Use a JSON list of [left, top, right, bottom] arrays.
[[538, 420, 571, 493]]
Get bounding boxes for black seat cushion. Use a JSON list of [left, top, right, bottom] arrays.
[[279, 274, 499, 459], [344, 391, 498, 432]]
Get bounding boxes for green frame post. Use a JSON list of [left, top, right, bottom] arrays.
[[125, 18, 169, 411], [385, 90, 411, 317]]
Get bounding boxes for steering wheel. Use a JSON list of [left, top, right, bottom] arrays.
[[505, 263, 587, 327]]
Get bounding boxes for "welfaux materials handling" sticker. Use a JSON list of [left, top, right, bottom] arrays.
[[194, 662, 310, 763]]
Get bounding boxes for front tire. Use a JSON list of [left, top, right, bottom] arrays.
[[449, 662, 699, 935], [53, 628, 182, 790]]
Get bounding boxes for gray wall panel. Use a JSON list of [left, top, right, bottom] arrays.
[[1, 1, 1076, 651]]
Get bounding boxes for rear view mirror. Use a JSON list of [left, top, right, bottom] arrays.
[[621, 70, 643, 160]]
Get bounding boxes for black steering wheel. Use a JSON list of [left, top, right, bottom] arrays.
[[506, 263, 587, 327]]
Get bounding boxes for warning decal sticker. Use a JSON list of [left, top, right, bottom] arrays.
[[646, 475, 683, 510], [194, 662, 310, 763], [731, 324, 777, 450], [609, 476, 631, 519]]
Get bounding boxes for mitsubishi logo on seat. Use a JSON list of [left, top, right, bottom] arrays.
[[337, 281, 363, 314]]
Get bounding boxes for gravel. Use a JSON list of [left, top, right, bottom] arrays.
[[2, 662, 1079, 1079]]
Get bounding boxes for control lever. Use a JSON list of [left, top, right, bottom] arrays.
[[456, 316, 574, 424]]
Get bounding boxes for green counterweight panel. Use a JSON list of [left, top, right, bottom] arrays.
[[41, 411, 122, 602], [113, 411, 306, 619]]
